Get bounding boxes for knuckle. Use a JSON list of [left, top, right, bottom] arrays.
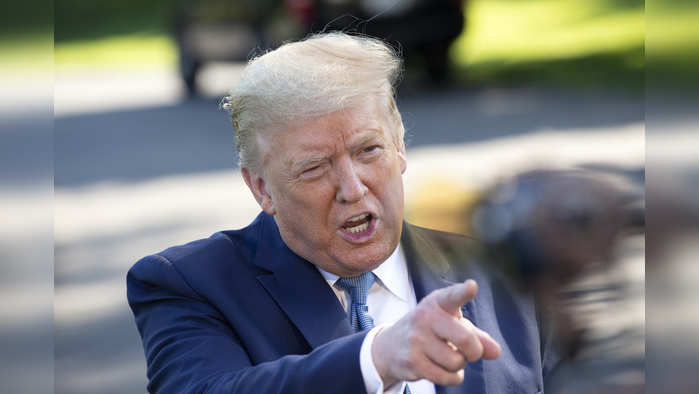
[[406, 331, 423, 349], [459, 316, 475, 328], [446, 352, 466, 371], [466, 340, 484, 362], [454, 328, 475, 349], [435, 371, 463, 386], [449, 371, 466, 385], [431, 375, 448, 386], [406, 348, 422, 368], [424, 369, 445, 385]]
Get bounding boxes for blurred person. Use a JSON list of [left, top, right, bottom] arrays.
[[127, 32, 560, 394], [646, 166, 699, 393], [470, 169, 645, 394]]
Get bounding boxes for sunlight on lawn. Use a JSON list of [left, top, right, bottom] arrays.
[[453, 0, 644, 65], [647, 9, 699, 52], [54, 34, 176, 70], [0, 34, 53, 73]]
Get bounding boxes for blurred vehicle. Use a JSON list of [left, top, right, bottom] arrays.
[[174, 0, 290, 96], [298, 0, 466, 84], [174, 0, 466, 95]]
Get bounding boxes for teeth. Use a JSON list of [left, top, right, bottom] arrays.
[[347, 221, 369, 234], [347, 213, 369, 222]]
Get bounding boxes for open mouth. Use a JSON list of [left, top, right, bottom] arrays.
[[340, 213, 376, 241], [343, 213, 371, 233]]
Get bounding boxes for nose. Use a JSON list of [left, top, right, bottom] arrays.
[[335, 159, 368, 204]]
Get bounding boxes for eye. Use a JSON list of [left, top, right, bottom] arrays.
[[361, 145, 382, 155], [299, 164, 325, 179]]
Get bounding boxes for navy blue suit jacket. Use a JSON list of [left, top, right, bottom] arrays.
[[127, 212, 558, 393]]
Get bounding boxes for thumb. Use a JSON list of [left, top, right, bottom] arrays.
[[435, 279, 478, 314]]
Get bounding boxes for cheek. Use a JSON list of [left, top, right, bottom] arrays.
[[370, 162, 405, 209], [283, 182, 336, 218]]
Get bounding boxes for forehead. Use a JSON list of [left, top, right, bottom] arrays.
[[262, 101, 394, 166]]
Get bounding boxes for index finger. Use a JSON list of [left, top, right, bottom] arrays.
[[434, 279, 478, 314]]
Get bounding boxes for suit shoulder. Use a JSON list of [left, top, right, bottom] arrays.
[[133, 232, 232, 269], [128, 217, 263, 281], [404, 223, 482, 252], [161, 232, 239, 265], [126, 220, 266, 309], [127, 232, 232, 287]]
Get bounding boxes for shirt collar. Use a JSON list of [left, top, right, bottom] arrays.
[[316, 244, 412, 302], [373, 244, 411, 302]]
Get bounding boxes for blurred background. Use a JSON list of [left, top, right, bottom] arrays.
[[1, 0, 697, 392]]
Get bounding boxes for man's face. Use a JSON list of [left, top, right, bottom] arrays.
[[244, 98, 407, 277]]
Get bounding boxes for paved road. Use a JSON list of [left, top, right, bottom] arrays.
[[49, 67, 644, 394], [54, 71, 643, 187]]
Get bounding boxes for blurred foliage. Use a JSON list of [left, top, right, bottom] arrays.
[[54, 0, 172, 42], [452, 0, 645, 91], [0, 0, 53, 36], [42, 0, 698, 89], [53, 0, 280, 43], [53, 0, 174, 69]]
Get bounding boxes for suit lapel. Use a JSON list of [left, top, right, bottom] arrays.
[[401, 222, 457, 300], [253, 213, 354, 349]]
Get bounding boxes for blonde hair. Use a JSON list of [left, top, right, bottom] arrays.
[[222, 32, 404, 171]]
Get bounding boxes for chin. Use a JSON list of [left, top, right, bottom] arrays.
[[342, 243, 393, 273]]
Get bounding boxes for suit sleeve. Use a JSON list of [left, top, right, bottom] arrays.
[[127, 255, 368, 394]]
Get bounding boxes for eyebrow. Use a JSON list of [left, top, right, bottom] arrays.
[[348, 129, 385, 151]]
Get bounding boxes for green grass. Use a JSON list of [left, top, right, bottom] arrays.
[[647, 8, 699, 52], [0, 33, 53, 73], [451, 0, 645, 90], [645, 8, 699, 88], [54, 0, 170, 42], [457, 0, 644, 62], [54, 34, 176, 70]]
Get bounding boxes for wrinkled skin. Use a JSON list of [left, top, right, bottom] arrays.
[[243, 98, 407, 277]]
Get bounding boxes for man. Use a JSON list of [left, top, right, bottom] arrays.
[[127, 32, 558, 393]]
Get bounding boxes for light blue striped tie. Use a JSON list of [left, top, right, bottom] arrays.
[[336, 273, 412, 394], [336, 272, 376, 332]]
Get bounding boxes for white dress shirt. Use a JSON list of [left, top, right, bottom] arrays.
[[317, 246, 437, 394]]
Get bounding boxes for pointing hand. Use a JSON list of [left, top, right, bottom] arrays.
[[371, 280, 501, 387]]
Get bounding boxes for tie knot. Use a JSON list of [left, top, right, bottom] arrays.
[[336, 272, 375, 306]]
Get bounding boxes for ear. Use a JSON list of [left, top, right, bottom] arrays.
[[396, 139, 407, 175], [242, 167, 276, 215]]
